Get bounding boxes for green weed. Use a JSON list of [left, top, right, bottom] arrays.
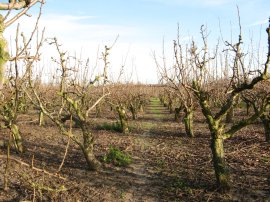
[[103, 146, 132, 167]]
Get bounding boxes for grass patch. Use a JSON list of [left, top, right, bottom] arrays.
[[148, 97, 167, 118], [103, 146, 132, 167]]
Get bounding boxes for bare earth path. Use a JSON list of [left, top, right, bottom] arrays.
[[121, 97, 172, 202]]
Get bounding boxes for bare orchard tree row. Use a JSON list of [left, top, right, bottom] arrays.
[[156, 16, 270, 191]]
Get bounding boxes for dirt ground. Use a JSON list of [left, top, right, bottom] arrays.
[[0, 98, 270, 201]]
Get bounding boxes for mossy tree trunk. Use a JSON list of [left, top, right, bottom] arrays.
[[183, 107, 194, 137], [211, 129, 230, 191], [129, 103, 137, 120], [193, 82, 231, 191], [3, 103, 24, 153], [9, 122, 24, 153], [116, 106, 129, 134], [80, 123, 101, 171], [206, 116, 230, 191], [174, 107, 181, 121], [168, 99, 173, 113], [260, 113, 270, 142]]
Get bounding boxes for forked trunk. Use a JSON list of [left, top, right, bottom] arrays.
[[211, 131, 230, 191], [183, 109, 194, 137]]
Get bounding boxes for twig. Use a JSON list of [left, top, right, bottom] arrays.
[[57, 114, 72, 173], [0, 155, 66, 180]]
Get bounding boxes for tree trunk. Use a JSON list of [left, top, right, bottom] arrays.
[[211, 133, 230, 191], [129, 104, 137, 120], [168, 100, 173, 114], [81, 124, 101, 171], [183, 108, 194, 137], [82, 145, 101, 171], [116, 106, 129, 134], [260, 113, 270, 142], [174, 107, 181, 121], [10, 123, 24, 153]]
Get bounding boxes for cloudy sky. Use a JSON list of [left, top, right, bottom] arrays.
[[4, 0, 270, 83]]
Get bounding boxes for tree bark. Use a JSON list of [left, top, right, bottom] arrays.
[[260, 113, 270, 142], [81, 124, 100, 171], [183, 108, 194, 137], [116, 106, 129, 134], [168, 99, 173, 113], [129, 104, 137, 120], [211, 134, 230, 191], [10, 123, 24, 153], [174, 107, 181, 121]]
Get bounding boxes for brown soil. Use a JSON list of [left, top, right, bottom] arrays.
[[0, 99, 270, 201]]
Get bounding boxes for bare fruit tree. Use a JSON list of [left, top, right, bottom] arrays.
[[190, 18, 270, 190], [159, 15, 270, 191], [0, 0, 43, 90], [24, 38, 110, 171], [0, 0, 43, 153]]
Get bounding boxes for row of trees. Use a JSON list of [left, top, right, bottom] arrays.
[[0, 0, 269, 194], [156, 15, 270, 190], [0, 0, 153, 174]]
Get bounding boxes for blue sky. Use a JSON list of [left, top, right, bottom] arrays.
[[5, 0, 270, 83]]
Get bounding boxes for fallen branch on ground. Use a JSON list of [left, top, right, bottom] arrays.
[[0, 155, 66, 180]]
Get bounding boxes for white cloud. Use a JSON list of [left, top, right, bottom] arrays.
[[142, 0, 238, 6], [248, 19, 268, 27], [4, 13, 159, 84]]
